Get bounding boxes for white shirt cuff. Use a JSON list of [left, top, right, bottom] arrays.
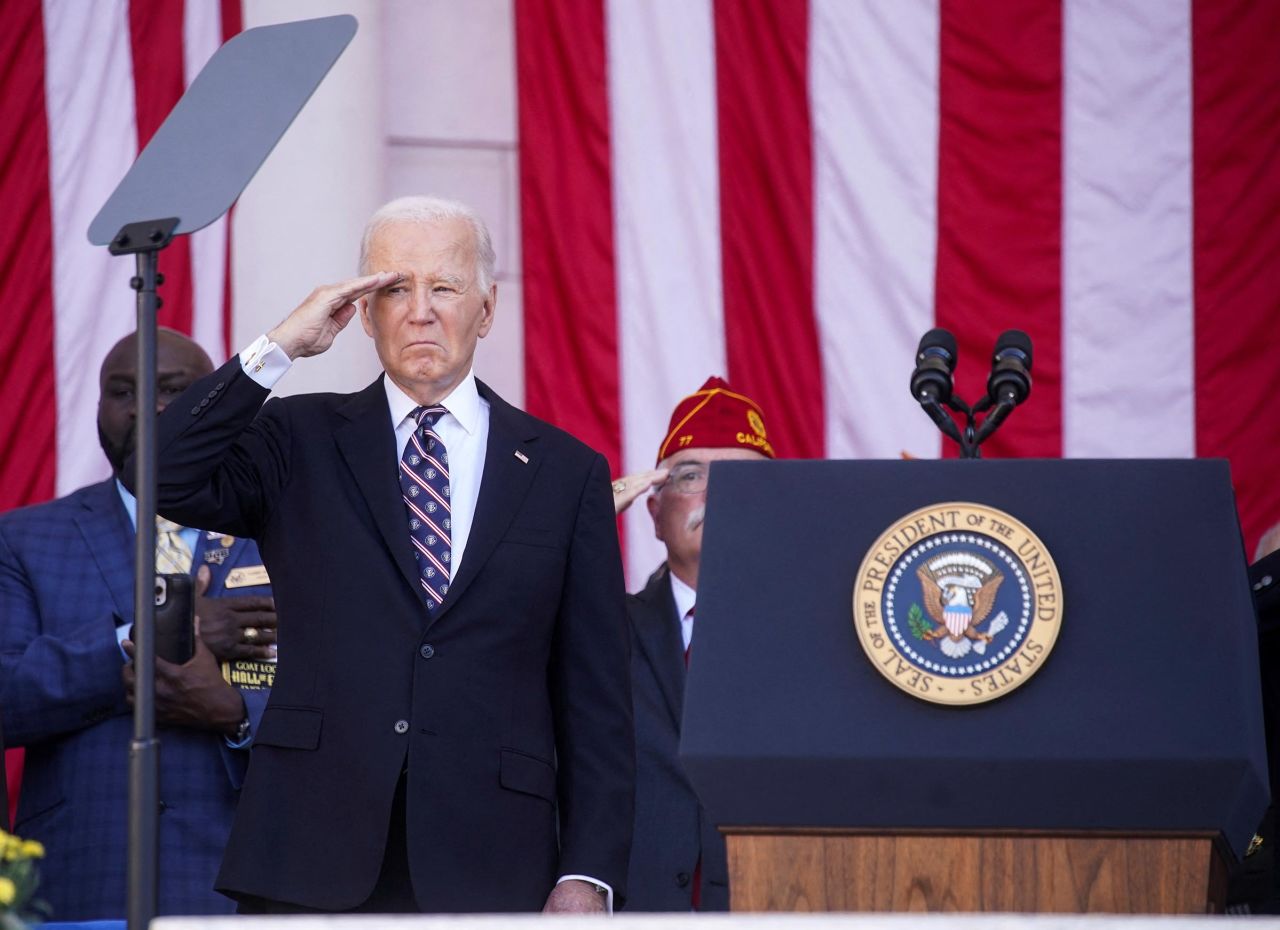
[[557, 875, 614, 913], [239, 334, 292, 389]]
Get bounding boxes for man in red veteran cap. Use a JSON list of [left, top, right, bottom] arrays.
[[612, 377, 775, 911]]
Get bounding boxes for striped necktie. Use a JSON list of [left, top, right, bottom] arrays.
[[155, 516, 193, 574], [399, 405, 452, 611]]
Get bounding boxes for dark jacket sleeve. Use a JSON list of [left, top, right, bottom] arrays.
[[549, 452, 636, 901], [125, 358, 287, 540]]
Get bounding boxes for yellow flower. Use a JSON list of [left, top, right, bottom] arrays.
[[19, 839, 44, 859], [0, 876, 15, 906]]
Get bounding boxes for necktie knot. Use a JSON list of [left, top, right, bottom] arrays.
[[155, 515, 183, 535], [155, 515, 193, 574], [412, 405, 448, 430]]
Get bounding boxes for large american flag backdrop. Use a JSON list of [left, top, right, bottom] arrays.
[[2, 0, 1278, 812], [515, 0, 1280, 584]]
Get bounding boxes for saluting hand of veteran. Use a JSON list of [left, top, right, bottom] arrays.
[[611, 468, 669, 515], [266, 270, 403, 360]]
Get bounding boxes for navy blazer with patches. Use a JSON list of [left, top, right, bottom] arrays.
[[0, 478, 270, 920], [140, 359, 634, 912]]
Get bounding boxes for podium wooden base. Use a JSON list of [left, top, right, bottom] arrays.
[[726, 829, 1230, 914]]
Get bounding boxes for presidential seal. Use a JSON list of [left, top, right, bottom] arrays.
[[853, 502, 1062, 706]]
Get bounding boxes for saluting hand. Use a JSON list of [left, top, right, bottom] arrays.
[[267, 271, 403, 360]]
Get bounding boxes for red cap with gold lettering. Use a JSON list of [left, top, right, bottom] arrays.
[[656, 376, 776, 464]]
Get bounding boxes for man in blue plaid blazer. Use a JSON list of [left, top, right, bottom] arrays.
[[0, 330, 276, 919]]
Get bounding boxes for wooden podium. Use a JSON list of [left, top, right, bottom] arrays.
[[682, 460, 1266, 914], [725, 830, 1230, 912]]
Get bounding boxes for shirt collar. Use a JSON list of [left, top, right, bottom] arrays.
[[668, 568, 696, 620], [383, 369, 481, 435], [115, 479, 138, 530]]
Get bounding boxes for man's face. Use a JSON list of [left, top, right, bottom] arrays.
[[360, 218, 496, 403], [647, 447, 766, 571], [97, 330, 213, 475]]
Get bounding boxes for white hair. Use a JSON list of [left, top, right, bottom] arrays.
[[358, 195, 496, 291]]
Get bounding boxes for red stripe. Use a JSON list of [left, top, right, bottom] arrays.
[[1192, 0, 1280, 556], [0, 0, 56, 513], [220, 0, 242, 361], [0, 0, 51, 828], [934, 0, 1062, 459], [515, 0, 621, 473], [714, 0, 822, 460], [129, 0, 194, 336]]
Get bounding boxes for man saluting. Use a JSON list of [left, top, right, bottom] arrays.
[[136, 196, 634, 913]]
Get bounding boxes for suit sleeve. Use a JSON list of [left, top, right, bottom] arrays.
[[548, 452, 636, 901], [0, 526, 128, 746], [126, 358, 290, 539]]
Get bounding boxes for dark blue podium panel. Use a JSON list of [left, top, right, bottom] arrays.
[[681, 459, 1267, 855]]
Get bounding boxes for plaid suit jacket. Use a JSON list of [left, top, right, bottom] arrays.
[[0, 478, 270, 920]]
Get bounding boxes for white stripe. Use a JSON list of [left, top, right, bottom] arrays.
[[607, 0, 725, 589], [44, 0, 139, 495], [811, 0, 942, 461], [184, 1, 228, 361], [1062, 0, 1194, 457]]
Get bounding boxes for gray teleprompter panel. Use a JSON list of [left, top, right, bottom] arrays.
[[89, 15, 357, 244]]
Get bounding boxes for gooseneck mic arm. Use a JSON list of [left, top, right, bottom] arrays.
[[909, 328, 1034, 457], [910, 328, 966, 447], [972, 330, 1033, 446]]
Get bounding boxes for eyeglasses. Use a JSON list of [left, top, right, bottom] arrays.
[[660, 464, 708, 495]]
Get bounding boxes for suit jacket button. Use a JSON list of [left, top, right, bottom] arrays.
[[676, 872, 690, 887], [207, 389, 218, 398], [420, 644, 435, 659], [215, 381, 226, 390], [191, 406, 201, 415], [394, 719, 409, 734]]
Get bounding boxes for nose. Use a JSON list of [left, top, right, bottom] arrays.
[[409, 283, 437, 322]]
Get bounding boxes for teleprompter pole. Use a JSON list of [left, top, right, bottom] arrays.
[[111, 217, 178, 930]]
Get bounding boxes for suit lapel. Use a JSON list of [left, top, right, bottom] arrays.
[[333, 377, 426, 602], [633, 567, 686, 728], [431, 381, 541, 625], [74, 479, 138, 620]]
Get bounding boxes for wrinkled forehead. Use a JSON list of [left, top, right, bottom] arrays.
[[367, 219, 477, 275]]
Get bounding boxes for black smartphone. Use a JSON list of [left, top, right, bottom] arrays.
[[154, 573, 195, 664]]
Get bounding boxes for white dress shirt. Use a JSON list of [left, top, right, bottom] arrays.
[[669, 570, 697, 650]]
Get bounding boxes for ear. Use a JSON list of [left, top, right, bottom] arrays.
[[647, 492, 663, 543], [358, 296, 375, 337], [477, 283, 497, 339]]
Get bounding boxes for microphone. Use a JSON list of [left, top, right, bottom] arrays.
[[973, 330, 1033, 445], [910, 328, 958, 405], [986, 329, 1033, 406], [910, 329, 962, 444]]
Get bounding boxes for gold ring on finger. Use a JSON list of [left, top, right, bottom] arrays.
[[243, 627, 260, 643], [612, 480, 627, 494]]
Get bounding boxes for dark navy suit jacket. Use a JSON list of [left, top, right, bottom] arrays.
[[0, 478, 270, 920], [144, 359, 634, 911], [625, 565, 729, 911]]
